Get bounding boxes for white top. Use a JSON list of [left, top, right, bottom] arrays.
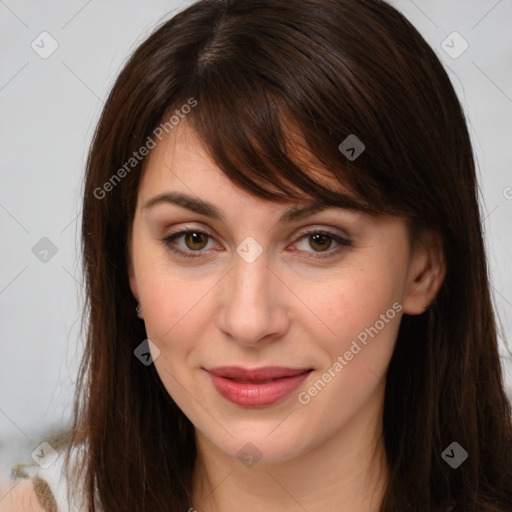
[[13, 445, 88, 512]]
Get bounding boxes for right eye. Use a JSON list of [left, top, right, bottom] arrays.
[[161, 229, 219, 258]]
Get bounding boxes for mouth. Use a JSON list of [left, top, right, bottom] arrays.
[[205, 366, 313, 407]]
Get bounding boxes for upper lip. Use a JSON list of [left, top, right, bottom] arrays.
[[206, 366, 312, 381]]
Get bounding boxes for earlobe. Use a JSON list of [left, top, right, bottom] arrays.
[[402, 231, 446, 315]]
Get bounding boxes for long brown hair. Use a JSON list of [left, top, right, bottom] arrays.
[[67, 0, 512, 510]]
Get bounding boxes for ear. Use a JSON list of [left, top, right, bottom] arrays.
[[127, 248, 140, 303], [402, 230, 446, 315], [127, 255, 145, 319]]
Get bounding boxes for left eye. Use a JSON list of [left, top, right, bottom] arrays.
[[180, 231, 210, 250], [293, 231, 351, 256]]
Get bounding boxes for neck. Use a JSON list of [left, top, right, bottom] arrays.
[[191, 384, 389, 512]]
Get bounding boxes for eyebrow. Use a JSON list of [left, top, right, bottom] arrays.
[[142, 191, 365, 222]]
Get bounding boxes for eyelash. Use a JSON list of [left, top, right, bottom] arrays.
[[160, 227, 352, 260]]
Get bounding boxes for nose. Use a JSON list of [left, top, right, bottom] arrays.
[[217, 249, 290, 347]]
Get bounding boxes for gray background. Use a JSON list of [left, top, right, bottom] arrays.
[[1, 0, 511, 487]]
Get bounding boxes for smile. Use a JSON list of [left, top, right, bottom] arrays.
[[205, 366, 313, 407]]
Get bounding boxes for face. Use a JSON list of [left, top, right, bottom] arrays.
[[128, 122, 430, 466]]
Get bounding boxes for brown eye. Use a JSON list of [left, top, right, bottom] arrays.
[[308, 233, 332, 252], [293, 230, 351, 259], [184, 231, 209, 250]]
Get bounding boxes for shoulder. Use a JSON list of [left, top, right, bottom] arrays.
[[0, 479, 46, 512], [2, 444, 87, 512]]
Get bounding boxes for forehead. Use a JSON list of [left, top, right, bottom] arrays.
[[140, 123, 229, 192], [138, 120, 351, 205]]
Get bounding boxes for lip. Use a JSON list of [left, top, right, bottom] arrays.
[[205, 366, 313, 407]]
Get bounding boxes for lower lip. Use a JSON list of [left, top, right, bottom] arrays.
[[207, 371, 312, 407]]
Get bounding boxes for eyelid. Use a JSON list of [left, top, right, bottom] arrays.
[[162, 222, 350, 243], [160, 223, 352, 260], [293, 224, 350, 242]]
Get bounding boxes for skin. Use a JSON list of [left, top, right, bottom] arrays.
[[0, 480, 46, 512], [127, 122, 445, 512]]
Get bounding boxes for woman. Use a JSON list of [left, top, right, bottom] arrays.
[[4, 0, 512, 510]]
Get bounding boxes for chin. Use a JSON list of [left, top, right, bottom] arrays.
[[199, 418, 313, 466]]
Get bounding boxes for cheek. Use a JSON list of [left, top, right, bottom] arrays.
[[300, 262, 405, 350], [133, 231, 218, 337], [294, 258, 406, 404], [141, 275, 211, 350], [293, 295, 401, 444], [139, 274, 210, 404]]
